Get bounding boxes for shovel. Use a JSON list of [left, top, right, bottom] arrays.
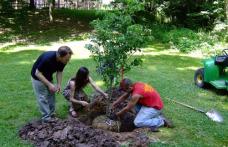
[[166, 98, 223, 123]]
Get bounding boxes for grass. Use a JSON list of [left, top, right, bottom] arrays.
[[131, 45, 228, 146], [1, 42, 228, 147], [1, 9, 228, 147]]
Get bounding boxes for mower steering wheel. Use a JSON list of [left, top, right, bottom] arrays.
[[222, 49, 228, 56]]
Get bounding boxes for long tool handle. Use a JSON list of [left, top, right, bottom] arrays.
[[166, 98, 205, 113]]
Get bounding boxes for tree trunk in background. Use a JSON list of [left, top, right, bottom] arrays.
[[226, 0, 228, 21], [58, 0, 60, 8], [29, 0, 35, 9], [49, 2, 53, 22]]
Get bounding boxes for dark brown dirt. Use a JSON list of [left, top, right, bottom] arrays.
[[19, 118, 119, 147], [19, 88, 151, 147], [19, 117, 151, 147]]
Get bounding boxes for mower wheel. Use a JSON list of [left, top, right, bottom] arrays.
[[194, 68, 205, 88]]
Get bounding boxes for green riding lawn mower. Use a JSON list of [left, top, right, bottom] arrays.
[[194, 48, 228, 90]]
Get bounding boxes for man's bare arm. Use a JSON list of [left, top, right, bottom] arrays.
[[116, 94, 141, 117], [112, 92, 130, 108], [56, 71, 63, 92]]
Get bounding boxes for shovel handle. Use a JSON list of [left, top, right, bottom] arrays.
[[166, 98, 205, 113]]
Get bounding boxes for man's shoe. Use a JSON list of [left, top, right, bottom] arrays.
[[50, 113, 56, 118], [150, 127, 160, 132], [42, 119, 51, 123], [163, 117, 174, 128], [42, 117, 58, 123]]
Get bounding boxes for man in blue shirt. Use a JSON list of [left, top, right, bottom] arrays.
[[31, 46, 73, 122]]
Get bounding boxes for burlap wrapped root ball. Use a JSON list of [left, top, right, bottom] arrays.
[[92, 115, 121, 132]]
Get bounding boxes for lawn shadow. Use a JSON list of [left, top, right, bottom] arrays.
[[0, 9, 94, 50], [202, 84, 228, 96]]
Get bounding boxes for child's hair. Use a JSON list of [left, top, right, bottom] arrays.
[[71, 67, 89, 90]]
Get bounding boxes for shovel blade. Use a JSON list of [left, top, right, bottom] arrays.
[[206, 109, 224, 123]]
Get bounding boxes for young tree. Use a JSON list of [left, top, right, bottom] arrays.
[[86, 0, 151, 89]]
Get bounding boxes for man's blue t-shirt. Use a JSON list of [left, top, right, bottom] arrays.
[[31, 51, 66, 81]]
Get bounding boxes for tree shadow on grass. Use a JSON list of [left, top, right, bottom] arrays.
[[201, 84, 228, 96], [0, 9, 94, 50]]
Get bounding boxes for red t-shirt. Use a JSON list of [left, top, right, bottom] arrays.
[[132, 82, 163, 110]]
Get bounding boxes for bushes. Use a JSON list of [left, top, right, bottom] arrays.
[[168, 28, 205, 52], [150, 24, 226, 53]]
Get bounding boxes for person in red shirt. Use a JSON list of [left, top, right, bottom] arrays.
[[111, 78, 173, 131]]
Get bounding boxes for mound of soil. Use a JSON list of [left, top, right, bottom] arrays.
[[19, 118, 151, 147], [19, 118, 119, 147]]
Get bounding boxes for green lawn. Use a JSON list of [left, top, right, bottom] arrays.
[[0, 42, 228, 147]]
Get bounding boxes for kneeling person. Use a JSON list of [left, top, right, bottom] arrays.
[[111, 78, 173, 131]]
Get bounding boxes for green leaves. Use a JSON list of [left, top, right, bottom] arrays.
[[86, 0, 151, 88]]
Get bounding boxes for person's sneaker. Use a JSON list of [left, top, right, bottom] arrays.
[[42, 119, 51, 123], [149, 127, 160, 132], [50, 113, 56, 118], [163, 117, 174, 128], [42, 117, 58, 123]]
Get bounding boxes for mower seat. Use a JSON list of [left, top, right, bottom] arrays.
[[215, 56, 228, 67]]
